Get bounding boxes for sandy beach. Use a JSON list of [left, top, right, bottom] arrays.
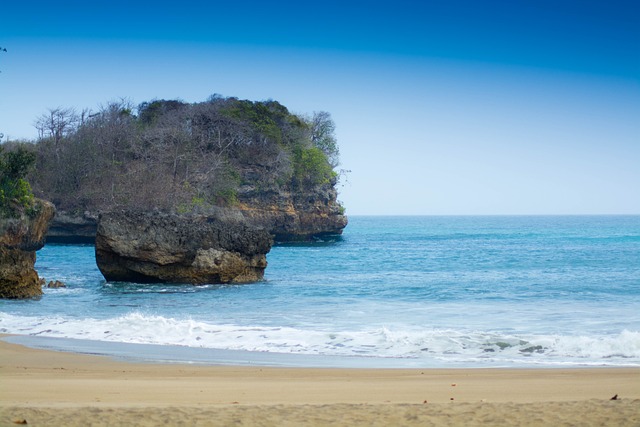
[[1, 338, 639, 426]]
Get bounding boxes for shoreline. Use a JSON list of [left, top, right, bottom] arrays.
[[1, 336, 639, 426], [1, 334, 433, 369], [5, 333, 639, 370]]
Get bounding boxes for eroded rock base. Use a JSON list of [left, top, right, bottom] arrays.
[[95, 211, 272, 284]]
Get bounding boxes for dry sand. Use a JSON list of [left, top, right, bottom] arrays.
[[1, 338, 639, 426]]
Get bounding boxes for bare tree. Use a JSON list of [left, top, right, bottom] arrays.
[[33, 108, 79, 160], [310, 111, 339, 167], [79, 108, 93, 125], [29, 96, 342, 214]]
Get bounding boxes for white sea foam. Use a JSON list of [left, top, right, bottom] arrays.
[[1, 312, 638, 367]]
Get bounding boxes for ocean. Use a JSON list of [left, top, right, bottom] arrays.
[[1, 215, 639, 368]]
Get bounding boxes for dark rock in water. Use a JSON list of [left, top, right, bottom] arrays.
[[0, 200, 56, 298], [95, 210, 273, 284], [46, 211, 97, 244], [47, 280, 66, 288]]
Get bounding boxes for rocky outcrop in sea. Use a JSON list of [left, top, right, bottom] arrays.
[[0, 200, 55, 298], [46, 210, 98, 243], [47, 180, 347, 244], [95, 210, 272, 284], [31, 97, 348, 244]]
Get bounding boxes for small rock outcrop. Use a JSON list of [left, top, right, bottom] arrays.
[[0, 200, 55, 298], [95, 210, 273, 284], [46, 280, 66, 288]]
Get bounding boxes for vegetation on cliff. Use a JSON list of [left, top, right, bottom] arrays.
[[0, 145, 37, 218], [23, 96, 343, 216]]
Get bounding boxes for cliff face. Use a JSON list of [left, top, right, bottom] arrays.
[[236, 179, 347, 242], [46, 211, 98, 243], [46, 182, 347, 244], [0, 200, 55, 298], [95, 210, 272, 284]]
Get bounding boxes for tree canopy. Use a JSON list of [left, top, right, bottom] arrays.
[[26, 96, 341, 214]]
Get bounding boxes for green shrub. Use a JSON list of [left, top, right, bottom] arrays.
[[222, 99, 284, 145], [214, 188, 238, 206], [0, 146, 37, 217], [292, 146, 335, 187]]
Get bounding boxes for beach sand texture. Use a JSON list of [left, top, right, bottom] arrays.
[[1, 339, 639, 426]]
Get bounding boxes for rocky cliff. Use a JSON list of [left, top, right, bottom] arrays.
[[95, 210, 272, 284], [46, 181, 347, 244], [46, 211, 98, 243], [0, 200, 55, 298], [235, 176, 347, 242]]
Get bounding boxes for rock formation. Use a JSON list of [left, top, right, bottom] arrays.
[[46, 280, 66, 288], [45, 180, 347, 244], [95, 210, 273, 284], [46, 210, 98, 243], [30, 96, 348, 243], [0, 200, 55, 298], [235, 172, 347, 242]]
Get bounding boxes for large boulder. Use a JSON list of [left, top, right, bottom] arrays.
[[95, 210, 273, 284], [0, 199, 56, 298]]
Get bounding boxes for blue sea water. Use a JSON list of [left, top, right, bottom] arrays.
[[1, 215, 639, 367]]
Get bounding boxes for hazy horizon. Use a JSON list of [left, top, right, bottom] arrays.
[[1, 1, 638, 215]]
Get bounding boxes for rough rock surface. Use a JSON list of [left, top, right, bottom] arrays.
[[45, 181, 347, 243], [0, 200, 55, 298], [47, 210, 98, 244], [236, 178, 347, 242], [46, 211, 98, 243], [95, 211, 273, 284], [46, 280, 66, 288]]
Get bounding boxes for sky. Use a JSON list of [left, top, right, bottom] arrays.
[[1, 1, 639, 215]]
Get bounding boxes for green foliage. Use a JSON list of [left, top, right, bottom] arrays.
[[137, 99, 187, 125], [176, 196, 206, 214], [29, 96, 341, 214], [221, 99, 308, 147], [211, 166, 240, 206], [214, 188, 238, 206], [310, 111, 339, 167], [222, 99, 285, 144], [0, 146, 37, 216], [292, 146, 336, 187]]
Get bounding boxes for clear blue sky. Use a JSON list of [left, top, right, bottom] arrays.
[[1, 1, 639, 214]]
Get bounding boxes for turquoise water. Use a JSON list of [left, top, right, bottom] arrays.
[[1, 215, 639, 367]]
